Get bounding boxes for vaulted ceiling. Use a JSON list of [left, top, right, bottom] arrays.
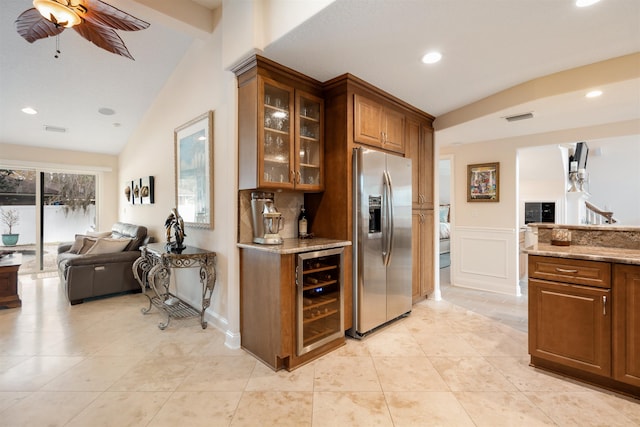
[[1, 0, 638, 155]]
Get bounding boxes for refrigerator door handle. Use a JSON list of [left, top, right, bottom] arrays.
[[382, 170, 394, 266], [381, 171, 388, 264], [386, 170, 394, 266]]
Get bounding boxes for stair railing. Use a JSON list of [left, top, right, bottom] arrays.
[[585, 201, 617, 224]]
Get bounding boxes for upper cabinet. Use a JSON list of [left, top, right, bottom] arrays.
[[296, 91, 324, 190], [235, 56, 324, 192], [354, 94, 405, 154], [261, 78, 295, 189], [407, 118, 434, 210]]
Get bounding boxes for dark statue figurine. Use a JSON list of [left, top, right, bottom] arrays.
[[165, 208, 186, 252]]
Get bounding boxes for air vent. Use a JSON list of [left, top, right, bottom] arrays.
[[504, 112, 534, 122], [43, 125, 67, 133]]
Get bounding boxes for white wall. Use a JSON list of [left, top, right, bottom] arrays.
[[0, 205, 96, 244], [517, 136, 640, 226], [586, 136, 640, 225], [441, 139, 520, 295], [518, 144, 566, 226], [118, 16, 238, 342], [438, 159, 451, 205], [440, 120, 640, 295], [118, 0, 334, 348]]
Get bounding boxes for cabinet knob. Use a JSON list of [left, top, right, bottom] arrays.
[[296, 170, 301, 184], [602, 295, 607, 316]]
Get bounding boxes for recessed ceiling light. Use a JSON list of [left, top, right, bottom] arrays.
[[21, 107, 38, 115], [98, 107, 116, 115], [421, 51, 442, 64], [576, 0, 600, 7], [586, 90, 603, 98]]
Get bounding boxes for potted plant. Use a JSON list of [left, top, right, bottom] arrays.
[[1, 207, 19, 246]]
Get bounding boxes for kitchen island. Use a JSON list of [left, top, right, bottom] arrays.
[[238, 238, 351, 371], [526, 224, 640, 398]]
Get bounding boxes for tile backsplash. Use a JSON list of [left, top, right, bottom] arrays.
[[238, 190, 304, 243]]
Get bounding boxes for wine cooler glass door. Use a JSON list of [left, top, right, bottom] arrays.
[[296, 248, 344, 356]]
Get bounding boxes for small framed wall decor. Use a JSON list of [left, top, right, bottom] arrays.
[[124, 177, 155, 205], [467, 162, 499, 202], [139, 176, 155, 204], [124, 181, 133, 204]]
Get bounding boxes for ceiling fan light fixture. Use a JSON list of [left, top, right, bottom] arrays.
[[33, 0, 81, 28]]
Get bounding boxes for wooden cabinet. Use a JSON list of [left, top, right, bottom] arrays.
[[613, 264, 640, 387], [407, 119, 434, 210], [295, 91, 324, 190], [528, 254, 640, 397], [308, 74, 435, 322], [529, 277, 611, 376], [354, 94, 405, 154], [407, 118, 434, 302], [0, 254, 22, 309], [235, 55, 324, 192], [529, 256, 611, 376], [412, 209, 434, 303], [240, 247, 345, 371]]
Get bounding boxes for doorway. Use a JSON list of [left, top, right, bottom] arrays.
[[0, 169, 97, 274], [438, 157, 452, 270]]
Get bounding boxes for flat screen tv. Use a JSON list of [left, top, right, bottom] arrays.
[[573, 141, 589, 170]]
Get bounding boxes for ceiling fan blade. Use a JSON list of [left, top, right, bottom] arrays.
[[15, 8, 65, 43], [82, 0, 150, 31], [73, 22, 134, 60]]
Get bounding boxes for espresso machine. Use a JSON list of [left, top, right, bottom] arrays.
[[250, 192, 284, 244]]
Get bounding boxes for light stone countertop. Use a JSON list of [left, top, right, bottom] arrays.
[[529, 223, 640, 232], [237, 238, 351, 255], [525, 243, 640, 265]]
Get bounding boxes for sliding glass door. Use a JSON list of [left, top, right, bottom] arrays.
[[0, 169, 96, 274]]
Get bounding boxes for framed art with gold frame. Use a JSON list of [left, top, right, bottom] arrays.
[[467, 162, 499, 202]]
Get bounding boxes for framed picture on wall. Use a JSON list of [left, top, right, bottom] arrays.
[[174, 111, 214, 229], [467, 162, 499, 202]]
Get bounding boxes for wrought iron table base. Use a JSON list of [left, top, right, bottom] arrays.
[[133, 243, 216, 330]]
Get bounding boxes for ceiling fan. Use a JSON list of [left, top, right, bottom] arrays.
[[15, 0, 150, 60]]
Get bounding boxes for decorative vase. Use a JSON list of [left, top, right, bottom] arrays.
[[2, 234, 19, 246]]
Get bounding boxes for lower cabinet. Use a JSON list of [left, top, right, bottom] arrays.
[[240, 247, 345, 371], [528, 255, 640, 397], [529, 278, 611, 376], [613, 264, 640, 387]]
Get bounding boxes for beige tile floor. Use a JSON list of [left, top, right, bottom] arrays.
[[0, 273, 638, 426]]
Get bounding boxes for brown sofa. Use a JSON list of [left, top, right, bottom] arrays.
[[57, 222, 150, 305]]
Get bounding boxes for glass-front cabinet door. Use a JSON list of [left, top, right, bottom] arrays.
[[295, 92, 324, 191], [259, 77, 295, 189]]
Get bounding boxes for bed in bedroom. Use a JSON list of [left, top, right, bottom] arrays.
[[439, 204, 451, 255]]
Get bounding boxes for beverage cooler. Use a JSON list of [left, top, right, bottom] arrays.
[[296, 248, 344, 356]]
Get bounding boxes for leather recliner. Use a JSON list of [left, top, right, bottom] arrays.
[[57, 222, 150, 305]]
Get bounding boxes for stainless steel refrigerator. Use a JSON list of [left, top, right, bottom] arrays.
[[349, 147, 412, 338]]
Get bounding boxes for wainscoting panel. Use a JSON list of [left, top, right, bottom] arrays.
[[451, 226, 520, 296]]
